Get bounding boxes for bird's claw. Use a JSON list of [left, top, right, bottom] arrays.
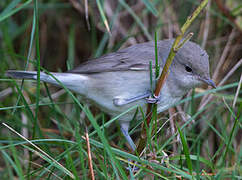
[[146, 94, 161, 104]]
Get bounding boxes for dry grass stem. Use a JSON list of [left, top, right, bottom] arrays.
[[86, 127, 95, 180]]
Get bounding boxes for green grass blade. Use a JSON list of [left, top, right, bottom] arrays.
[[67, 25, 75, 70], [221, 98, 240, 166], [170, 154, 213, 169], [96, 0, 111, 34], [141, 0, 158, 16], [84, 107, 128, 179], [33, 0, 42, 138], [154, 31, 160, 78], [118, 0, 152, 40], [39, 69, 128, 179], [0, 0, 32, 22], [0, 0, 22, 17], [1, 150, 24, 180], [176, 123, 194, 179]]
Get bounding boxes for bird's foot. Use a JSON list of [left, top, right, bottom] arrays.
[[146, 94, 161, 104]]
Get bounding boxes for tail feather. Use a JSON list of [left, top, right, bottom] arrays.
[[5, 70, 89, 95], [5, 70, 37, 80]]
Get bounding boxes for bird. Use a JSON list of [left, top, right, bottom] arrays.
[[6, 39, 216, 151]]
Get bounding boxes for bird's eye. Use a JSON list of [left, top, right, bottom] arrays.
[[185, 66, 193, 73]]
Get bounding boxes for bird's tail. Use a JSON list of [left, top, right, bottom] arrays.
[[5, 70, 89, 95], [5, 70, 51, 82], [6, 70, 39, 80]]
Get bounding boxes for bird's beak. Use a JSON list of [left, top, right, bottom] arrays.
[[200, 77, 216, 88]]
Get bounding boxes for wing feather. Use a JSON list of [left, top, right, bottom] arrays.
[[68, 41, 173, 74]]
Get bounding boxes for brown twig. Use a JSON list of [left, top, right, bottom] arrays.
[[201, 0, 211, 49], [0, 87, 12, 100], [214, 0, 242, 33], [86, 127, 95, 180], [84, 0, 90, 30], [199, 29, 237, 111], [198, 58, 242, 111], [104, 0, 137, 47], [168, 108, 178, 152], [69, 0, 84, 13], [232, 74, 242, 109], [213, 29, 237, 82]]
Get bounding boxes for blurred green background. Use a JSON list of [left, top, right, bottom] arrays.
[[0, 0, 241, 179]]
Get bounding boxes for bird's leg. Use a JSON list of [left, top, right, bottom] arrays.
[[120, 122, 136, 151], [113, 91, 161, 107], [113, 91, 151, 106], [120, 122, 140, 172], [146, 94, 161, 104]]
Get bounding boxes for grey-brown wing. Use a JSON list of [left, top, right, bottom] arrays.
[[68, 41, 171, 74]]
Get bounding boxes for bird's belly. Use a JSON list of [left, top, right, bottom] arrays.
[[85, 71, 150, 118], [83, 71, 181, 121]]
